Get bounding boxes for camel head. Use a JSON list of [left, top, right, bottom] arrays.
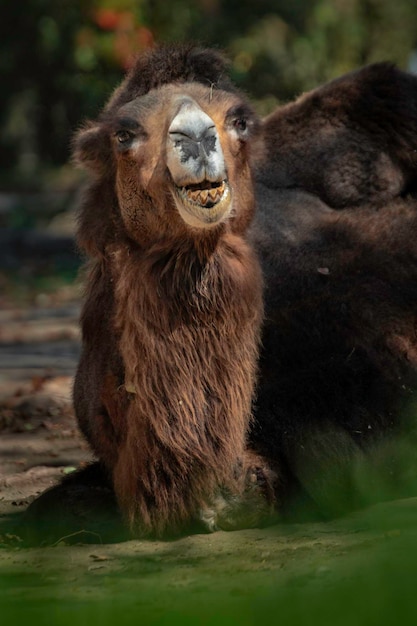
[[73, 46, 260, 250]]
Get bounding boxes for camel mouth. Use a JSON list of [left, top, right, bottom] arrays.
[[179, 181, 227, 208], [173, 180, 231, 227]]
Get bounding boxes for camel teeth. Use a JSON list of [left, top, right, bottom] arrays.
[[200, 190, 209, 205], [187, 189, 199, 202], [180, 182, 227, 207], [208, 188, 218, 201]]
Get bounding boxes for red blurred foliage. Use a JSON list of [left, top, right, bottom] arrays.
[[94, 9, 122, 31], [93, 8, 154, 69]]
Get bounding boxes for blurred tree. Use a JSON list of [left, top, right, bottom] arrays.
[[0, 0, 151, 188], [143, 0, 417, 105], [1, 0, 417, 190]]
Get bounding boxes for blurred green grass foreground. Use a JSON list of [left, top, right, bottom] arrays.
[[2, 495, 417, 626]]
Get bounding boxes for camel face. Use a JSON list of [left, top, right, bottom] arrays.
[[166, 97, 231, 228], [100, 82, 258, 237]]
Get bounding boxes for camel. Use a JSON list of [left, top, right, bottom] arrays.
[[72, 44, 276, 536], [24, 47, 417, 540]]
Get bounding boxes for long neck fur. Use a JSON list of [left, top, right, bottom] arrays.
[[107, 232, 263, 535]]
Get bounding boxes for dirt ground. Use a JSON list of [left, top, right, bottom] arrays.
[[0, 298, 88, 518], [1, 296, 417, 625]]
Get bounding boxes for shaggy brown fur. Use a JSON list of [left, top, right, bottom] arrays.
[[257, 63, 417, 208], [250, 63, 417, 517], [73, 44, 274, 536]]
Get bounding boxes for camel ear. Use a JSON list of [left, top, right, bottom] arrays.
[[72, 122, 112, 173]]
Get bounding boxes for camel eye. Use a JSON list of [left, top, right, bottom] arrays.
[[115, 129, 135, 145], [113, 118, 145, 150], [226, 104, 254, 140], [233, 118, 247, 133]]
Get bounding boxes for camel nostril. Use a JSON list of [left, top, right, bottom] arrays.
[[170, 132, 217, 162], [169, 125, 216, 145], [168, 100, 218, 145]]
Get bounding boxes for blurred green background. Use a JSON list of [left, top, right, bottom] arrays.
[[2, 0, 417, 303], [2, 0, 417, 192]]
